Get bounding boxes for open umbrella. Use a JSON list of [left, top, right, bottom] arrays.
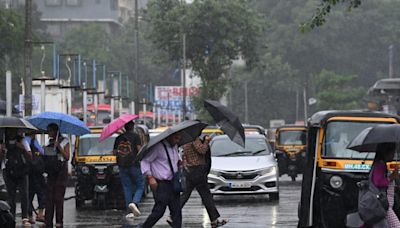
[[99, 114, 138, 142], [347, 124, 400, 152], [27, 111, 90, 136], [0, 116, 37, 131], [136, 120, 208, 161], [204, 99, 245, 147]]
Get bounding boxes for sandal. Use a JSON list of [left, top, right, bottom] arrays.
[[22, 218, 32, 227], [211, 219, 228, 228], [166, 216, 173, 227]]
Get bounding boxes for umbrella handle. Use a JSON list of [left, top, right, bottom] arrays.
[[53, 131, 59, 152]]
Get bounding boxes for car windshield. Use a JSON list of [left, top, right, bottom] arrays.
[[278, 130, 306, 145], [323, 121, 393, 159], [78, 134, 117, 156], [211, 137, 272, 157]]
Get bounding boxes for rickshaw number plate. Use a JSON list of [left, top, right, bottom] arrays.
[[229, 182, 252, 188]]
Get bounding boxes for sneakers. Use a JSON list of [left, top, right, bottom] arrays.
[[22, 218, 32, 227], [126, 213, 136, 220], [128, 203, 141, 217]]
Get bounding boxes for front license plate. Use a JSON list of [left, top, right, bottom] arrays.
[[229, 182, 252, 188]]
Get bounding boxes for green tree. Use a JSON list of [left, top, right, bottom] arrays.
[[303, 0, 362, 29], [145, 0, 264, 103], [230, 53, 297, 126], [313, 69, 365, 110], [0, 4, 45, 101]]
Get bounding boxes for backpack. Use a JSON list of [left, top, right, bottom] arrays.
[[116, 135, 137, 167], [43, 137, 65, 175], [358, 165, 389, 225], [29, 139, 45, 174], [5, 141, 29, 179]]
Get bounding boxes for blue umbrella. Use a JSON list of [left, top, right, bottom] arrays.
[[27, 112, 90, 136]]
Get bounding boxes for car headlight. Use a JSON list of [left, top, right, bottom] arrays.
[[259, 166, 277, 176], [209, 169, 221, 176], [330, 175, 343, 189], [112, 165, 119, 174], [81, 166, 90, 175]]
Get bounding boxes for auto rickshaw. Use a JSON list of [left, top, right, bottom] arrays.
[[298, 110, 400, 228], [275, 125, 307, 181], [73, 125, 149, 209], [201, 126, 224, 137]]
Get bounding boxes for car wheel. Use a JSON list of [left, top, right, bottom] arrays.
[[269, 192, 279, 201]]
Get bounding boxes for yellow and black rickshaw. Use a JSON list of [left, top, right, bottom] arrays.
[[275, 125, 307, 181], [298, 110, 400, 228], [73, 125, 149, 209]]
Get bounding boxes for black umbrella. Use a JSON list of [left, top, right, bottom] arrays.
[[347, 124, 400, 152], [136, 120, 208, 161], [0, 116, 37, 131], [204, 99, 245, 147]]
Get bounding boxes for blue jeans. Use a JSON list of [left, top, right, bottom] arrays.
[[119, 165, 145, 208]]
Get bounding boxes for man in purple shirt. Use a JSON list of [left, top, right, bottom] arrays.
[[140, 132, 182, 228]]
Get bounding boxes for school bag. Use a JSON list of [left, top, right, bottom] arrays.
[[5, 141, 29, 179], [116, 134, 137, 167]]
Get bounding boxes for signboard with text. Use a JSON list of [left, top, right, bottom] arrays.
[[154, 86, 200, 113]]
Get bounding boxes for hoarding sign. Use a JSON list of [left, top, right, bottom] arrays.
[[154, 86, 200, 112]]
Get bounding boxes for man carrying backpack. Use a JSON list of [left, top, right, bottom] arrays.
[[113, 121, 144, 219], [0, 128, 32, 227]]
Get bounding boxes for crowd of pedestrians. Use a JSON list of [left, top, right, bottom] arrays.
[[0, 123, 70, 227], [0, 120, 228, 228]]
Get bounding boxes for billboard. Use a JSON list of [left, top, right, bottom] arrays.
[[154, 86, 200, 113]]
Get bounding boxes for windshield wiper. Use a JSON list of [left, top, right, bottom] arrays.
[[218, 151, 252, 157], [252, 149, 267, 155]]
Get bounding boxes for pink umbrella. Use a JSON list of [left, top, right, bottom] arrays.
[[99, 114, 138, 142]]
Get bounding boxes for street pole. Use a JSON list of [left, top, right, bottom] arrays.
[[83, 82, 87, 124], [24, 0, 33, 116], [118, 72, 122, 117], [157, 106, 161, 127], [303, 86, 308, 123], [133, 0, 139, 114], [244, 81, 248, 124], [295, 89, 299, 121], [182, 33, 187, 120], [389, 45, 394, 78], [6, 71, 12, 117], [40, 79, 46, 145], [143, 98, 147, 126], [94, 93, 99, 124], [152, 105, 156, 128]]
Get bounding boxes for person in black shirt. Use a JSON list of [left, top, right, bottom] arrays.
[[1, 128, 32, 227], [113, 121, 144, 219]]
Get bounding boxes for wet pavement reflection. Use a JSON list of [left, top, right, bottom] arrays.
[[16, 175, 301, 227]]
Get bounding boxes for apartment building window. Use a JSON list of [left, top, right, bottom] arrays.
[[110, 0, 118, 10], [66, 0, 81, 6], [45, 0, 62, 6]]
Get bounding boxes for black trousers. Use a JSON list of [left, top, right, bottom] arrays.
[[29, 172, 46, 216], [3, 173, 29, 219], [181, 165, 220, 222], [143, 181, 182, 228]]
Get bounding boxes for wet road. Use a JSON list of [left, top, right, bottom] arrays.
[[17, 175, 301, 227]]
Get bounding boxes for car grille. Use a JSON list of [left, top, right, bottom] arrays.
[[219, 186, 261, 191], [220, 171, 259, 180]]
